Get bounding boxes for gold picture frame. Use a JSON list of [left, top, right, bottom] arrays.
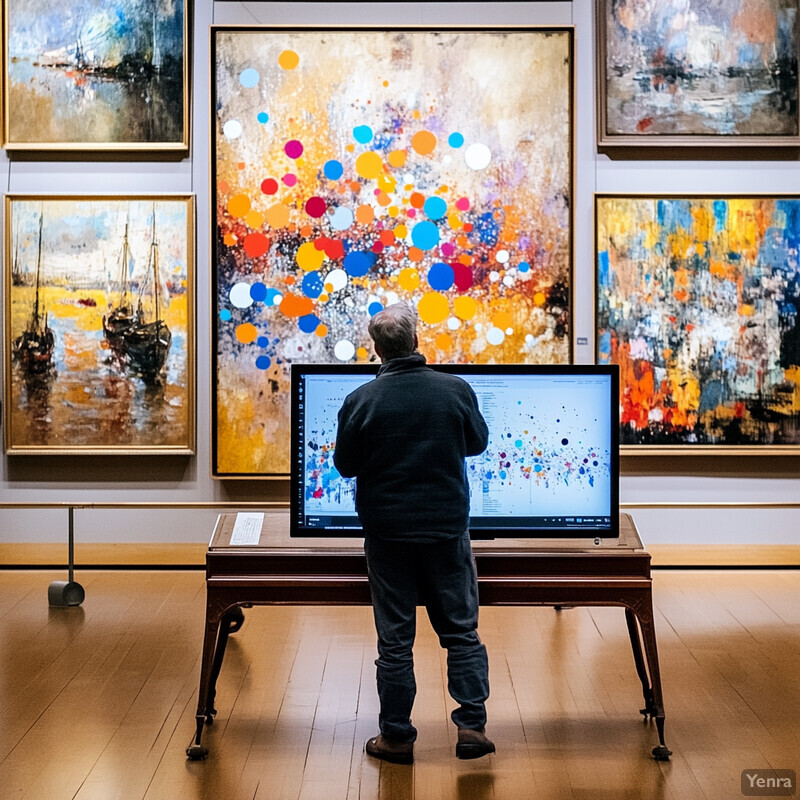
[[2, 0, 189, 152], [595, 193, 800, 454], [4, 194, 196, 454]]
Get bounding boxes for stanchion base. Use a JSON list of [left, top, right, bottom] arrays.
[[48, 580, 85, 607]]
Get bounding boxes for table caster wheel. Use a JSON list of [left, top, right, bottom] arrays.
[[652, 745, 672, 761], [186, 744, 209, 761]]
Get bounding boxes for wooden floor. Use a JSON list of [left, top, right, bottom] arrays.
[[1, 570, 799, 800]]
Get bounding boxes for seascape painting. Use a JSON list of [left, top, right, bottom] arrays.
[[212, 27, 574, 476], [596, 195, 800, 451], [599, 0, 800, 144], [3, 0, 187, 149], [4, 196, 194, 454]]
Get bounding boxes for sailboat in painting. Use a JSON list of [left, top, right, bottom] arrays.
[[13, 212, 55, 374], [121, 210, 172, 384], [102, 217, 138, 357]]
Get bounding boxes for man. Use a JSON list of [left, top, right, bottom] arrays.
[[333, 302, 494, 765]]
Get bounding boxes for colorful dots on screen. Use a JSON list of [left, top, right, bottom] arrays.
[[278, 50, 299, 70], [353, 125, 373, 144], [448, 132, 464, 148], [284, 140, 304, 159], [323, 160, 344, 180], [411, 221, 439, 251]]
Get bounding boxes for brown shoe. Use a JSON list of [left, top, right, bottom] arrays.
[[456, 728, 495, 759], [365, 734, 414, 765]]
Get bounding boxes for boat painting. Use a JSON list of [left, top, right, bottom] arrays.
[[3, 195, 195, 454]]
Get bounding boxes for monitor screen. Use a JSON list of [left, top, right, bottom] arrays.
[[290, 363, 619, 539]]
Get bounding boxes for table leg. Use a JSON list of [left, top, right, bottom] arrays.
[[626, 599, 672, 761], [186, 597, 228, 761]]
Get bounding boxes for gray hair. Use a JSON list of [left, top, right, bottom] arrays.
[[368, 303, 418, 360]]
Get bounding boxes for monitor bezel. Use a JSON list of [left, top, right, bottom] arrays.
[[290, 363, 620, 539]]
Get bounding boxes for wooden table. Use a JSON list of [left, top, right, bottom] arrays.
[[187, 512, 671, 761]]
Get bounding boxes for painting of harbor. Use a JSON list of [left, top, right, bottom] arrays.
[[3, 0, 187, 149], [4, 196, 194, 454]]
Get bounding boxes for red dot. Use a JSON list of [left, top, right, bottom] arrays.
[[244, 232, 269, 258], [305, 196, 327, 218], [371, 241, 384, 254], [261, 178, 279, 195]]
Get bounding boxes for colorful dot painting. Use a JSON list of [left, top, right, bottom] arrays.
[[213, 29, 573, 474]]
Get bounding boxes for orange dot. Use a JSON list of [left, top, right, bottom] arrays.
[[383, 80, 389, 87], [218, 180, 230, 194], [316, 324, 328, 337], [284, 275, 296, 286], [388, 149, 406, 168], [278, 50, 299, 70], [356, 346, 369, 360], [235, 323, 258, 344], [227, 194, 250, 218], [435, 333, 452, 352], [346, 143, 355, 153], [244, 232, 269, 258], [279, 292, 314, 317], [410, 192, 425, 209], [380, 230, 396, 246], [493, 311, 513, 331], [223, 233, 237, 246], [245, 210, 265, 230], [265, 204, 290, 228], [376, 191, 391, 207], [299, 224, 313, 238], [356, 204, 375, 225], [411, 130, 436, 155], [349, 181, 362, 192], [408, 247, 424, 262], [533, 292, 546, 307]]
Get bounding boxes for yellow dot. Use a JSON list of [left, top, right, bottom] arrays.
[[388, 206, 400, 218], [394, 223, 408, 239], [316, 324, 328, 337], [356, 347, 369, 360], [454, 296, 477, 320], [417, 291, 449, 324], [245, 210, 264, 229], [319, 294, 329, 303], [278, 50, 299, 70], [397, 267, 420, 292], [235, 323, 258, 344], [296, 241, 325, 272], [355, 151, 383, 180], [533, 291, 547, 307], [227, 194, 250, 218], [324, 283, 333, 292], [447, 213, 462, 230]]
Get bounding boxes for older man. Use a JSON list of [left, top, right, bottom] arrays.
[[333, 303, 494, 764]]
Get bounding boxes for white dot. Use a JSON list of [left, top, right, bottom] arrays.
[[503, 275, 514, 287], [465, 143, 491, 170], [505, 326, 514, 335], [325, 268, 348, 292], [496, 249, 509, 263], [230, 282, 254, 308], [385, 291, 399, 305], [487, 327, 505, 345], [525, 333, 535, 344], [489, 271, 500, 282], [223, 119, 243, 139], [328, 206, 354, 231], [447, 316, 461, 330], [334, 340, 356, 361]]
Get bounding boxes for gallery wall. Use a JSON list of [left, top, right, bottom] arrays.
[[1, 1, 798, 552]]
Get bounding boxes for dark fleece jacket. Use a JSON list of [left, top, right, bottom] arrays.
[[333, 353, 488, 541]]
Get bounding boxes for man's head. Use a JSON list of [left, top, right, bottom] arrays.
[[368, 303, 419, 362]]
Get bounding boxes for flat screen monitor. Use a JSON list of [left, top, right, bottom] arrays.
[[290, 363, 619, 539]]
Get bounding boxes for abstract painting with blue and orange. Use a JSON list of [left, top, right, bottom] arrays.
[[212, 28, 574, 475], [603, 0, 798, 138], [596, 195, 800, 448]]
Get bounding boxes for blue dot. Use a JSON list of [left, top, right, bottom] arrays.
[[562, 438, 569, 445], [448, 132, 464, 148], [515, 439, 523, 448], [368, 301, 384, 316], [255, 355, 271, 370], [499, 470, 507, 480], [324, 159, 344, 180], [353, 125, 373, 144], [411, 220, 439, 251], [298, 314, 320, 333], [239, 68, 259, 88], [257, 111, 269, 124], [257, 336, 269, 347], [424, 196, 447, 220], [534, 464, 543, 472], [519, 261, 531, 273], [427, 262, 454, 291], [219, 309, 232, 322], [265, 288, 283, 306], [250, 282, 267, 302], [343, 250, 376, 277], [302, 271, 324, 299]]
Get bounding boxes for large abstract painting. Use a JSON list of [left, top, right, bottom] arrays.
[[597, 0, 800, 146], [596, 195, 800, 452], [212, 27, 574, 476], [3, 0, 188, 150], [4, 196, 195, 454]]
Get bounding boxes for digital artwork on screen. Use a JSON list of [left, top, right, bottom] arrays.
[[596, 195, 800, 451], [212, 27, 574, 475]]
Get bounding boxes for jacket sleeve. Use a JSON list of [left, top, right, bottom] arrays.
[[463, 386, 489, 457], [332, 396, 361, 478]]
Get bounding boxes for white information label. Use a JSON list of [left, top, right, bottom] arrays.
[[229, 513, 264, 546]]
